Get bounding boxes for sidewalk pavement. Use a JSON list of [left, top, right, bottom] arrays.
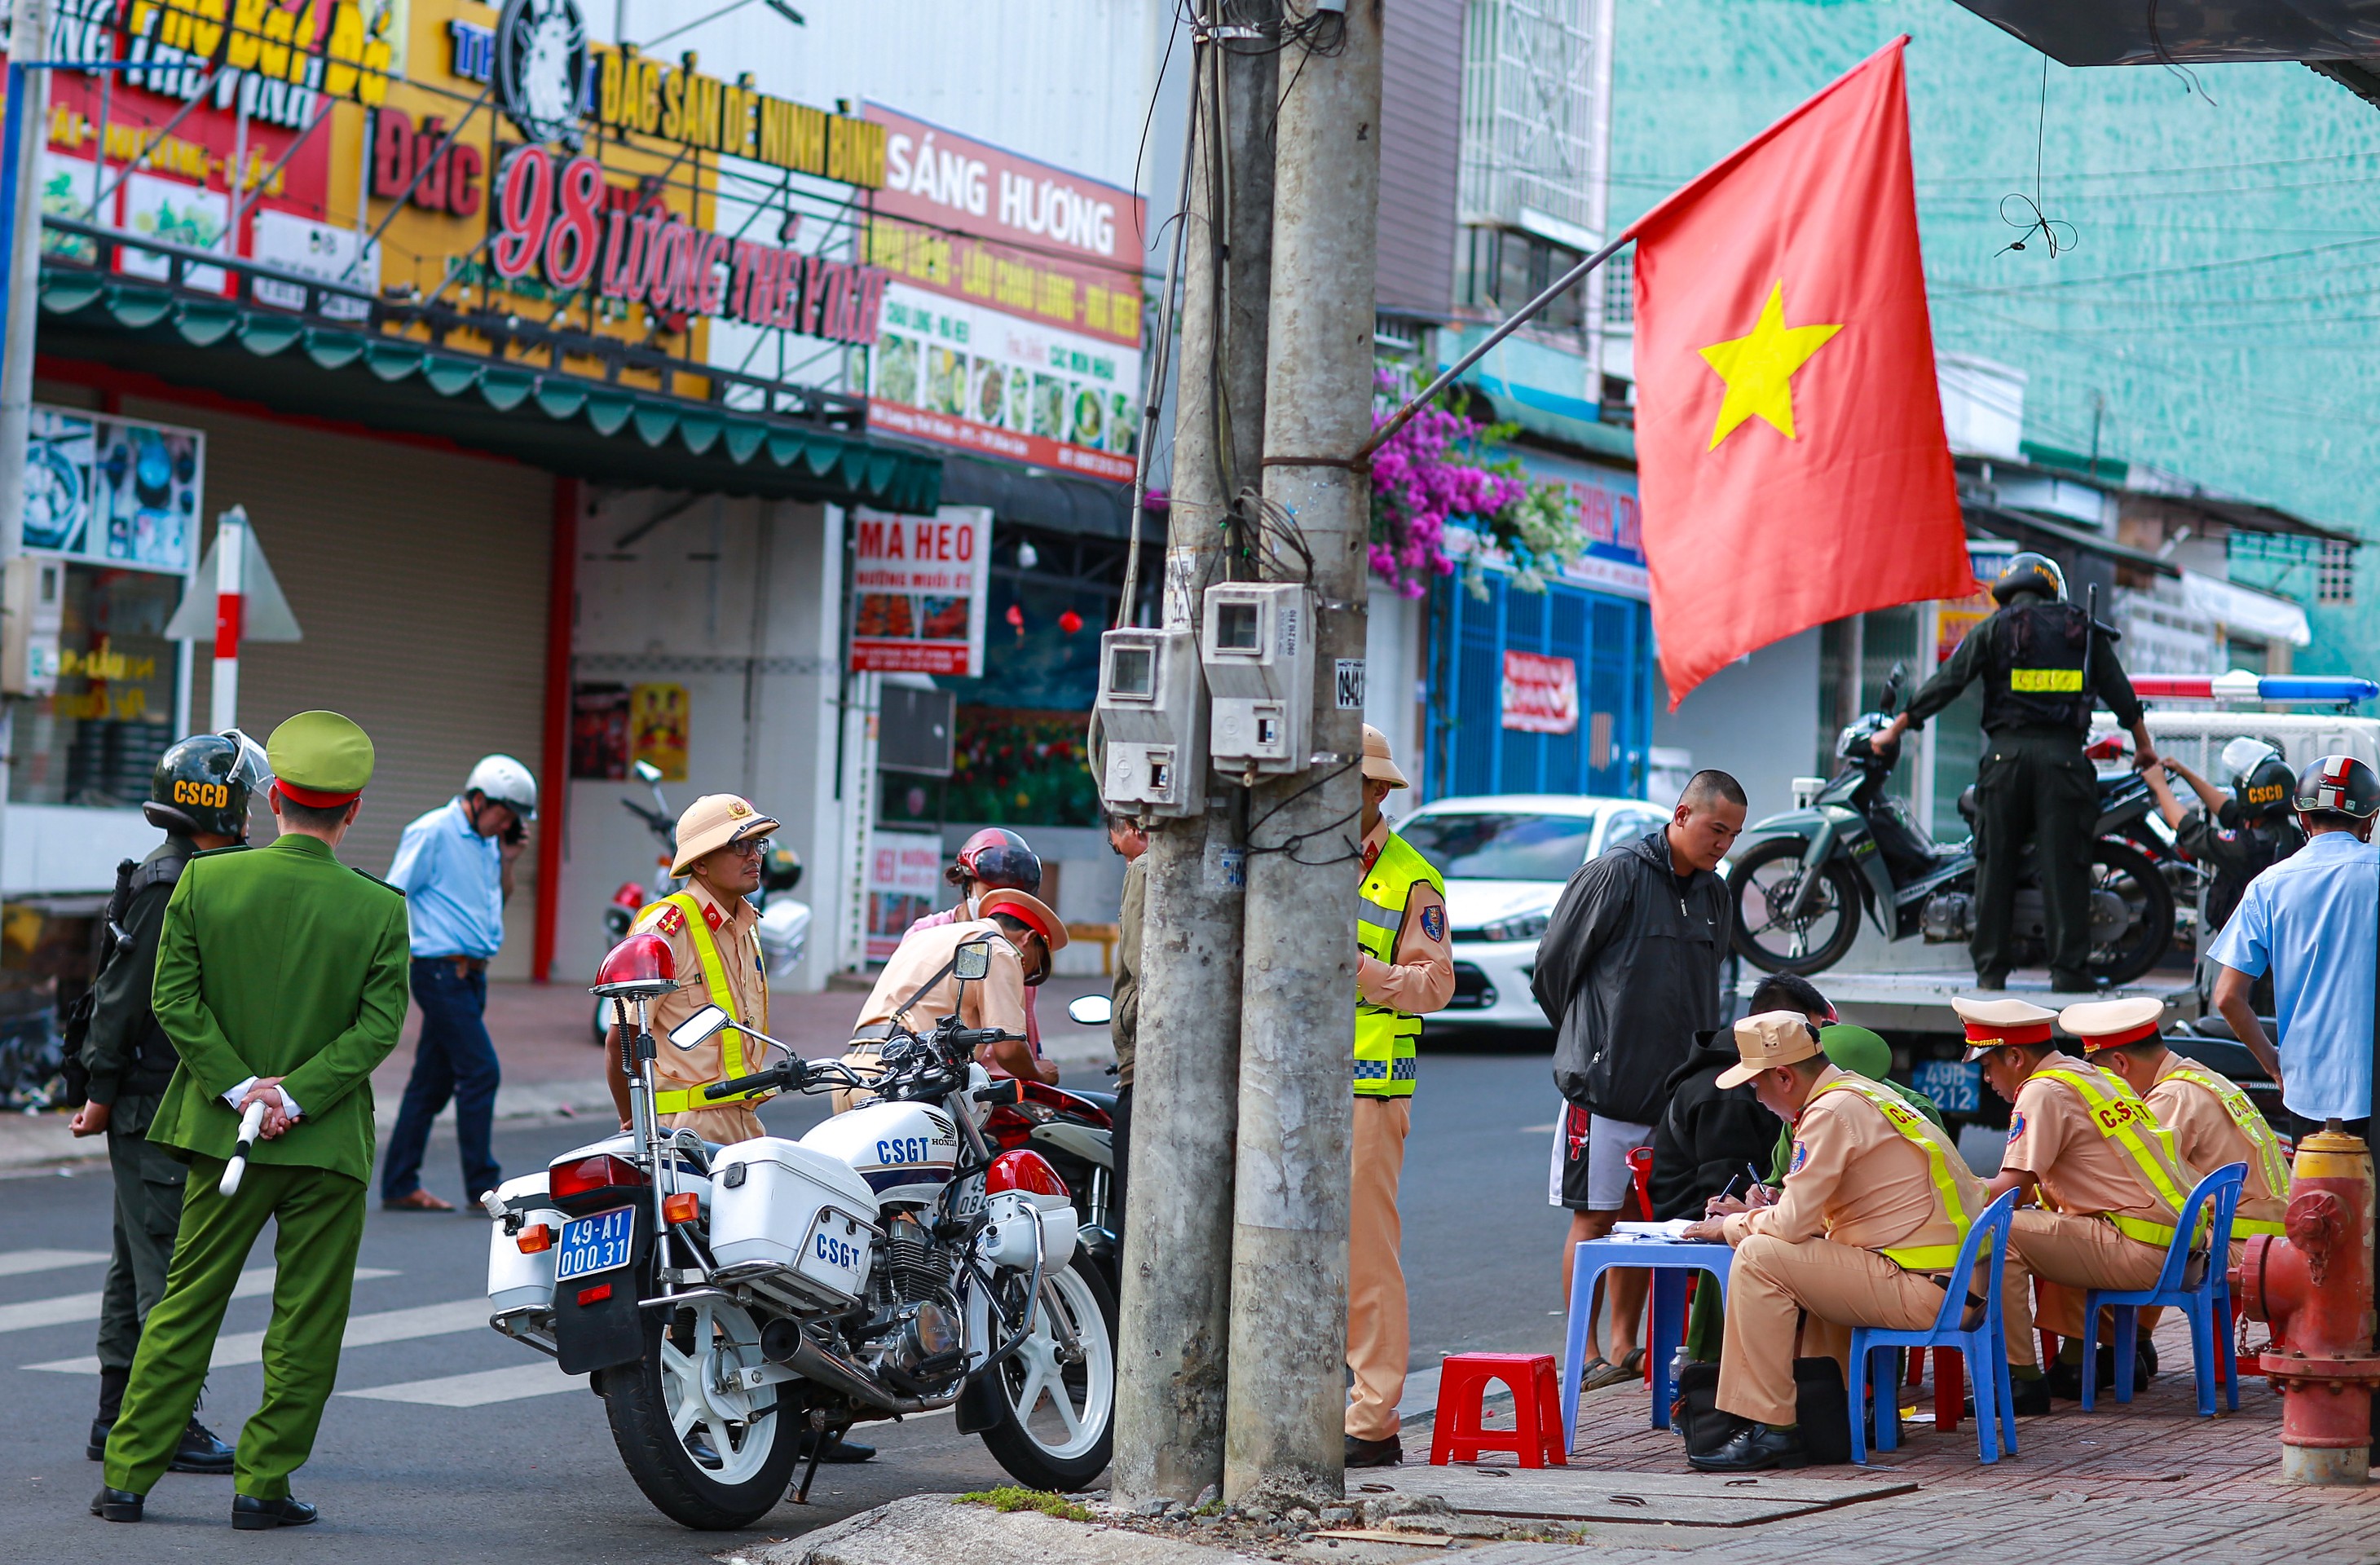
[[0, 972, 1122, 1172], [760, 1311, 2380, 1565]]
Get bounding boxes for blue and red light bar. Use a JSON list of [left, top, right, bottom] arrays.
[[2131, 671, 2380, 706]]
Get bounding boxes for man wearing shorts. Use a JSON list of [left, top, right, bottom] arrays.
[[1533, 770, 1744, 1386]]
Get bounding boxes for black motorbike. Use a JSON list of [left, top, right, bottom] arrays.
[[1730, 665, 2174, 983]]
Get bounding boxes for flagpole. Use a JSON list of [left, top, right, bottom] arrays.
[[1360, 231, 1630, 461]]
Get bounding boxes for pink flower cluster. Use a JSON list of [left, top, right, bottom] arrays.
[[1368, 403, 1525, 598]]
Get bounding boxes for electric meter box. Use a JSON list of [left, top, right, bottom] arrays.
[[1095, 627, 1206, 817], [2, 557, 63, 699], [1201, 582, 1313, 776]]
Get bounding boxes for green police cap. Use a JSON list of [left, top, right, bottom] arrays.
[[1818, 1024, 1893, 1082], [266, 711, 375, 807]]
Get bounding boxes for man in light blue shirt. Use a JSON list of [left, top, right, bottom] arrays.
[[2206, 753, 2380, 1130], [380, 756, 537, 1210]]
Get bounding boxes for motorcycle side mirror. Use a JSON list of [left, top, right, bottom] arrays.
[[1069, 994, 1113, 1026], [668, 1003, 731, 1051], [952, 939, 992, 983], [633, 760, 663, 784]]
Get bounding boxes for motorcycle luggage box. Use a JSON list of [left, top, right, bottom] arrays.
[[485, 1171, 567, 1316], [709, 1136, 880, 1307], [552, 1205, 651, 1376]]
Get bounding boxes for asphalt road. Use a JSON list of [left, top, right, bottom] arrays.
[[0, 1037, 1563, 1563]]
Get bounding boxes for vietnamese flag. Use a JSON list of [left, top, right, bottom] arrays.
[[1624, 38, 1972, 706]]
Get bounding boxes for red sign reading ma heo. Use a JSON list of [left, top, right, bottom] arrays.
[[848, 505, 994, 677], [1501, 650, 1580, 734]]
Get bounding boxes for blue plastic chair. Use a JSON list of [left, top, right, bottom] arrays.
[[1848, 1186, 2021, 1466], [2081, 1161, 2247, 1417]]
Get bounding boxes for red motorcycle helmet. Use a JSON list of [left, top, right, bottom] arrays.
[[949, 827, 1042, 895]]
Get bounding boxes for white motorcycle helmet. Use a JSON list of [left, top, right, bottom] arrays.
[[465, 753, 538, 820]]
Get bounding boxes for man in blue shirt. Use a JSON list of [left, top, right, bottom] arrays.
[[2206, 753, 2380, 1133], [380, 756, 537, 1211]]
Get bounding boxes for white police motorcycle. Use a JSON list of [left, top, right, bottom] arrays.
[[486, 932, 1114, 1529]]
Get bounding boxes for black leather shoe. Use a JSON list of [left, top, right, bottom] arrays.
[[796, 1430, 875, 1464], [2008, 1376, 2052, 1416], [1976, 972, 2008, 991], [171, 1418, 236, 1475], [91, 1488, 143, 1523], [1345, 1433, 1404, 1467], [1689, 1422, 1809, 1472], [86, 1417, 112, 1462], [231, 1495, 317, 1530]]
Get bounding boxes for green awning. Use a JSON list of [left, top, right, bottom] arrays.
[[38, 271, 943, 514]]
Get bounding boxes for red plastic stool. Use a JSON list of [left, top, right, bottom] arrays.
[[1430, 1353, 1567, 1468]]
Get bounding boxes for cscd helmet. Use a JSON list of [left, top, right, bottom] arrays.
[[2293, 754, 2380, 821], [1990, 551, 2069, 605], [146, 730, 271, 840], [464, 753, 537, 819], [2219, 738, 2294, 822], [949, 827, 1042, 894]]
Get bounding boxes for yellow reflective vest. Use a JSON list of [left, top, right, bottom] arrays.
[[1355, 831, 1443, 1099], [632, 891, 769, 1115], [2034, 1065, 2199, 1248], [1809, 1075, 1975, 1272], [2159, 1060, 2290, 1238]]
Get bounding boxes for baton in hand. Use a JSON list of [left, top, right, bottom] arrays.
[[219, 1099, 268, 1197]]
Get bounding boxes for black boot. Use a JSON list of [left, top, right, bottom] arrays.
[[171, 1419, 236, 1475], [1343, 1433, 1403, 1468], [231, 1495, 317, 1530], [89, 1368, 130, 1461], [2008, 1375, 2052, 1416], [796, 1429, 877, 1464], [90, 1488, 143, 1523]]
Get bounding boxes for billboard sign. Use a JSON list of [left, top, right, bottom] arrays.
[[848, 505, 993, 677], [1501, 650, 1579, 734], [862, 105, 1145, 482]]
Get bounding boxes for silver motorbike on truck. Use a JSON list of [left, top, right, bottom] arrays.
[[483, 935, 1116, 1529]]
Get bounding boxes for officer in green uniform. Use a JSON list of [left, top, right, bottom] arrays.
[[1870, 553, 2157, 992], [94, 712, 411, 1531], [66, 732, 270, 1475]]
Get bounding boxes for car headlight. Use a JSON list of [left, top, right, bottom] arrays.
[[1479, 912, 1549, 943]]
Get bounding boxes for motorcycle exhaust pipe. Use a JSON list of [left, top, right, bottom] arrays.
[[759, 1319, 963, 1416]]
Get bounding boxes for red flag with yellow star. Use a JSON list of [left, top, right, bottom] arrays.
[[1624, 38, 1972, 706]]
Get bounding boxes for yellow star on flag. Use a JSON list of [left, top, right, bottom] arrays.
[[1697, 280, 1844, 451]]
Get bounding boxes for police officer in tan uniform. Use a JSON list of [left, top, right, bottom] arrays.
[[1681, 1012, 1986, 1471], [1961, 995, 2195, 1410], [2062, 995, 2285, 1259], [605, 794, 780, 1145], [834, 886, 1060, 1111]]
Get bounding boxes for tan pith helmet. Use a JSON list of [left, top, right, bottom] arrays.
[[1362, 725, 1408, 788], [670, 793, 781, 876]]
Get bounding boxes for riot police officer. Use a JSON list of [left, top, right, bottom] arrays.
[[2142, 737, 2303, 935], [1870, 553, 2157, 991], [64, 732, 269, 1474]]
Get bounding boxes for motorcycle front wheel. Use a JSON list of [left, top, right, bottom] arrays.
[[977, 1252, 1119, 1491], [602, 1294, 800, 1530], [1730, 836, 1864, 975], [2086, 838, 2175, 987]]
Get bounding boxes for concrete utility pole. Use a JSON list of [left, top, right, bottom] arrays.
[[1223, 0, 1380, 1506], [0, 0, 53, 562], [1114, 0, 1276, 1509]]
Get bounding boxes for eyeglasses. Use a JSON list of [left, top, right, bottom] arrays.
[[726, 836, 774, 859]]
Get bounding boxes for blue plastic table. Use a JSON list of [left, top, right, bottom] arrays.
[[1559, 1238, 1734, 1453]]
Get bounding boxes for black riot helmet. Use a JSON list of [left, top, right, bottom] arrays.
[[2218, 738, 2296, 824], [146, 730, 271, 840], [1990, 552, 2069, 605], [2293, 754, 2380, 823]]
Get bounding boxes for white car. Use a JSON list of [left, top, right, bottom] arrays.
[[1394, 793, 1677, 1031]]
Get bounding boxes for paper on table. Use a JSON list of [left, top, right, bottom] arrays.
[[1610, 1219, 1696, 1240]]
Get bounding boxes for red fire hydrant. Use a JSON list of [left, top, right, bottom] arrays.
[[2232, 1130, 2380, 1484]]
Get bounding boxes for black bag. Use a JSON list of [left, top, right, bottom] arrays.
[[1670, 1360, 1729, 1457], [1793, 1355, 1853, 1466]]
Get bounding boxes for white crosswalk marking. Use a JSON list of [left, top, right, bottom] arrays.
[[29, 1296, 483, 1374], [0, 1249, 109, 1278], [342, 1361, 584, 1408], [16, 1267, 401, 1368]]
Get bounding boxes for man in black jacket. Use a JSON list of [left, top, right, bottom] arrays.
[[1533, 769, 1743, 1386]]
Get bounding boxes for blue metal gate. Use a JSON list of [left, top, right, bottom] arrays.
[[1425, 571, 1655, 800]]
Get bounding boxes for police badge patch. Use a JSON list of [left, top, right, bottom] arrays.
[[2007, 1110, 2026, 1142], [1421, 905, 1445, 941], [1788, 1141, 1810, 1175]]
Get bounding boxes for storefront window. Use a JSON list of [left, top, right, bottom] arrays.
[[11, 564, 183, 807]]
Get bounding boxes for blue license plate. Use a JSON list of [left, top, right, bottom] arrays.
[[555, 1206, 636, 1283], [1913, 1059, 1981, 1115]]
